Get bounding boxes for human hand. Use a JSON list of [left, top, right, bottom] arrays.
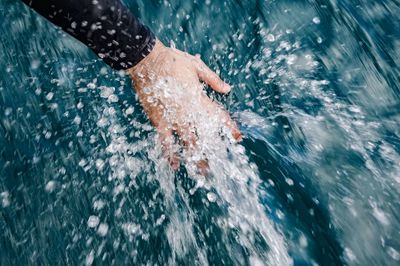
[[127, 40, 241, 173]]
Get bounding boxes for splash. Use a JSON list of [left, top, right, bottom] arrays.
[[85, 79, 292, 265]]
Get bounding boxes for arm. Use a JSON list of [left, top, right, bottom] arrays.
[[22, 0, 241, 173], [21, 0, 155, 70]]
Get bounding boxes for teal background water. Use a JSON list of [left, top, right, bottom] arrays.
[[1, 0, 400, 265]]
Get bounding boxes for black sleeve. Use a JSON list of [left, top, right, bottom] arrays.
[[21, 0, 156, 70]]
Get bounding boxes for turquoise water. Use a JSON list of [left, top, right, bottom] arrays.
[[1, 0, 400, 265]]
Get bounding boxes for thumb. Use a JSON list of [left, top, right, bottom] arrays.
[[195, 58, 231, 94]]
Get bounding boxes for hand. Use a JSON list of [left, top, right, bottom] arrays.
[[127, 40, 241, 173]]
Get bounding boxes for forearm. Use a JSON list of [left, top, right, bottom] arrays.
[[21, 0, 156, 70]]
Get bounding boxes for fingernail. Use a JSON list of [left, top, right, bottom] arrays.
[[224, 84, 232, 93]]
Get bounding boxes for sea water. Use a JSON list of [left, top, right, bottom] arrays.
[[1, 0, 399, 265]]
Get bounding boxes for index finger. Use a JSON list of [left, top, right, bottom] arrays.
[[195, 58, 231, 94]]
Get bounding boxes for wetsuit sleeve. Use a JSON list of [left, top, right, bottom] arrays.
[[21, 0, 156, 70]]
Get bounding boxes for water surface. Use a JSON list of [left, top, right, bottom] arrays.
[[1, 0, 400, 265]]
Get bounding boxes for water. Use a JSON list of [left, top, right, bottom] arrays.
[[1, 0, 400, 265]]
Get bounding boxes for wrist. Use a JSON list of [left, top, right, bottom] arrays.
[[126, 39, 165, 79]]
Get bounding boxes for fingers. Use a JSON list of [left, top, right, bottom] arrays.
[[195, 58, 231, 94], [158, 116, 240, 175], [221, 110, 242, 141], [158, 122, 205, 173], [203, 96, 242, 142], [176, 124, 210, 176], [175, 125, 197, 148], [196, 159, 209, 176], [158, 124, 180, 170]]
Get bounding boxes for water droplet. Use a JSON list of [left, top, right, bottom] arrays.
[[1, 191, 10, 207], [285, 178, 294, 186], [156, 214, 166, 225], [45, 180, 56, 192], [108, 94, 119, 102], [30, 59, 41, 70], [387, 247, 400, 261], [207, 192, 217, 202], [85, 250, 94, 266], [312, 17, 321, 24], [96, 159, 105, 171], [93, 200, 105, 211], [73, 116, 81, 125], [87, 83, 96, 89], [125, 106, 134, 115], [100, 86, 115, 98], [372, 206, 390, 226], [344, 247, 357, 262], [286, 54, 298, 65], [299, 235, 308, 248], [87, 216, 100, 228], [100, 67, 107, 75], [46, 92, 54, 101], [266, 34, 275, 42], [97, 223, 109, 237], [4, 108, 12, 116]]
